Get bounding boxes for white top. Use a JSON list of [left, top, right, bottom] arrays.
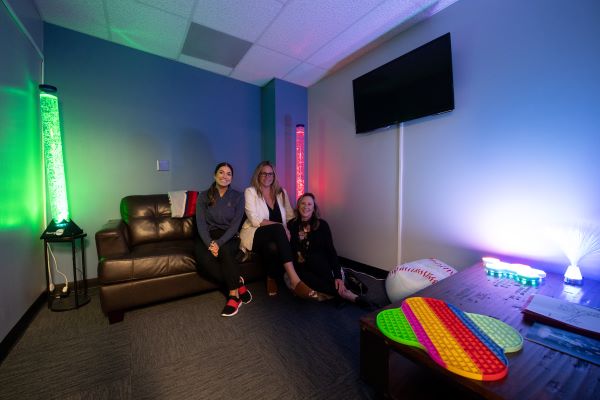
[[239, 186, 294, 251]]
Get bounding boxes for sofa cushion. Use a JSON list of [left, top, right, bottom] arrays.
[[99, 240, 196, 284], [121, 195, 195, 246]]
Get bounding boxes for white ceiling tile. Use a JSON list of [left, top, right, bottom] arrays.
[[137, 0, 197, 17], [283, 62, 328, 88], [36, 0, 459, 88], [258, 0, 385, 59], [192, 0, 283, 42], [308, 0, 438, 69], [231, 45, 301, 86], [106, 0, 189, 59], [178, 54, 233, 76], [34, 0, 109, 40], [427, 0, 460, 15]]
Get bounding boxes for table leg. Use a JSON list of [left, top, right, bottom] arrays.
[[71, 239, 78, 308], [81, 236, 88, 296], [360, 325, 390, 397]]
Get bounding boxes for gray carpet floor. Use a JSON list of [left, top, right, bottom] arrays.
[[0, 275, 385, 400]]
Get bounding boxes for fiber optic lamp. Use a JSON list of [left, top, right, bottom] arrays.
[[549, 225, 600, 286], [39, 84, 82, 238]]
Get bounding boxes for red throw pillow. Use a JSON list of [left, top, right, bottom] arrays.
[[184, 191, 199, 217]]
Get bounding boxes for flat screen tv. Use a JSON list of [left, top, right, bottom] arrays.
[[352, 33, 454, 134]]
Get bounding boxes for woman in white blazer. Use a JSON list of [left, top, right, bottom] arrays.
[[240, 161, 318, 299]]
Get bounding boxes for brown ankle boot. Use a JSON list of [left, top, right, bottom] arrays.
[[266, 277, 278, 296]]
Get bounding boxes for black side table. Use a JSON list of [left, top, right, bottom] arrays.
[[42, 232, 91, 311]]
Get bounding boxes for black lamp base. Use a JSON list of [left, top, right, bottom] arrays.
[[50, 292, 91, 311], [40, 219, 83, 239]]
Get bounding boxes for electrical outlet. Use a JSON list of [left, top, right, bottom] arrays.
[[156, 159, 170, 171]]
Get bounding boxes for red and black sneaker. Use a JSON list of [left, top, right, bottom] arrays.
[[221, 296, 241, 317], [238, 277, 252, 304]]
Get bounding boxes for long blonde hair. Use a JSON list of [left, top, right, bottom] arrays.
[[250, 160, 285, 204]]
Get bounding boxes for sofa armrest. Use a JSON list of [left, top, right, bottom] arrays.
[[95, 219, 130, 258]]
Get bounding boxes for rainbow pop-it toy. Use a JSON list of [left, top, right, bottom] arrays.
[[376, 297, 522, 381]]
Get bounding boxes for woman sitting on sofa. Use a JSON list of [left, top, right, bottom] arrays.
[[288, 192, 367, 305], [195, 162, 252, 317], [240, 161, 317, 300]]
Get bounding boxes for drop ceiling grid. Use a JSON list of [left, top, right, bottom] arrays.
[[137, 0, 197, 18], [106, 0, 189, 59], [179, 53, 234, 76], [32, 0, 461, 87], [230, 44, 302, 86], [426, 0, 459, 14], [34, 0, 110, 41], [283, 62, 328, 88], [191, 0, 284, 42], [257, 0, 386, 60], [307, 0, 432, 69]]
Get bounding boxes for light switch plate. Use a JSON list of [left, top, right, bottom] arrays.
[[157, 159, 170, 171]]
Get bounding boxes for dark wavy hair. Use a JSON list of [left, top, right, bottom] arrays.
[[294, 192, 320, 231], [207, 162, 234, 206], [250, 160, 285, 204]]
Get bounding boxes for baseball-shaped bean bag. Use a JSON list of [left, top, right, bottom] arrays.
[[385, 258, 457, 303]]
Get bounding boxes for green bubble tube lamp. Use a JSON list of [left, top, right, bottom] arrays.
[[39, 84, 81, 237]]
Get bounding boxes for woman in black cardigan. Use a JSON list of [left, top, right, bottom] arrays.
[[287, 193, 363, 303]]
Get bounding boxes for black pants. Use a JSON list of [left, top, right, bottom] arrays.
[[195, 230, 240, 291], [295, 255, 337, 295], [252, 224, 293, 279]]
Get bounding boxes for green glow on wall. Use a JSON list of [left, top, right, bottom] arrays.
[[40, 92, 70, 223], [0, 81, 42, 230]]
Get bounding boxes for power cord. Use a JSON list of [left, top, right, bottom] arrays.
[[45, 243, 55, 292], [47, 243, 69, 294]]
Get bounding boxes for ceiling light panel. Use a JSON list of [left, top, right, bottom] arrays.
[[307, 0, 437, 69], [34, 0, 109, 40], [258, 0, 385, 60], [192, 0, 283, 42], [137, 0, 197, 18], [182, 23, 252, 68], [231, 45, 301, 86], [106, 0, 189, 59]]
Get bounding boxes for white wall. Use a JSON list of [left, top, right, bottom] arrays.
[[308, 0, 600, 279]]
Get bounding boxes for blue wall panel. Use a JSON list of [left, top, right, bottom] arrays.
[[43, 24, 262, 278]]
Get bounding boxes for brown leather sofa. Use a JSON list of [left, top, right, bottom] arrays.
[[95, 194, 263, 323]]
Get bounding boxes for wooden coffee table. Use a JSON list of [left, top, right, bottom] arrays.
[[360, 263, 600, 399]]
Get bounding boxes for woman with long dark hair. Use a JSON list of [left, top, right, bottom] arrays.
[[195, 162, 251, 316], [240, 161, 317, 299]]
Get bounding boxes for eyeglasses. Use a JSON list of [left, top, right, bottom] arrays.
[[259, 172, 274, 177]]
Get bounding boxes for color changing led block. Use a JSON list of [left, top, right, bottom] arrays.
[[482, 257, 546, 286]]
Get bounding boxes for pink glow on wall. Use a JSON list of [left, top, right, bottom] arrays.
[[295, 124, 305, 200]]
